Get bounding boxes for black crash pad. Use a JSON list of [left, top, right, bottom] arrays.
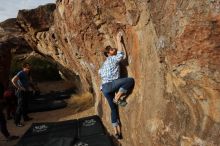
[[16, 120, 78, 146], [33, 93, 70, 101], [16, 116, 113, 146], [78, 115, 105, 138], [28, 99, 67, 113], [32, 89, 74, 101], [75, 135, 113, 146]]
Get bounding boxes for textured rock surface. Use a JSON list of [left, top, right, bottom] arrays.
[[0, 18, 28, 88], [0, 42, 11, 88], [1, 0, 220, 145], [17, 4, 56, 52]]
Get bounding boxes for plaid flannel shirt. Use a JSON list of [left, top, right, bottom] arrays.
[[99, 51, 124, 84]]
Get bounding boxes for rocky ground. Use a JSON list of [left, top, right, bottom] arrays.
[[0, 81, 94, 146]]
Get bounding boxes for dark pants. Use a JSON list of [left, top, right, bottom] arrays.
[[102, 77, 134, 126], [6, 97, 16, 119], [14, 90, 29, 124], [0, 112, 10, 138]]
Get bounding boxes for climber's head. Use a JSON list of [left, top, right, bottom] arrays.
[[103, 45, 117, 57]]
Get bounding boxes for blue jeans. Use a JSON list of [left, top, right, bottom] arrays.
[[102, 77, 134, 126]]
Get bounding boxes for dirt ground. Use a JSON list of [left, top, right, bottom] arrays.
[[0, 81, 94, 146]]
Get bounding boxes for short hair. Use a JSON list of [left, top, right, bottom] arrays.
[[22, 62, 30, 68], [103, 45, 112, 57]]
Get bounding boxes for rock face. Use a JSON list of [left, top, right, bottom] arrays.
[[17, 4, 56, 52], [0, 18, 29, 88], [2, 0, 220, 145], [0, 42, 12, 88]]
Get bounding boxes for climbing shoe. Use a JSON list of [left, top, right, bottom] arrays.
[[113, 98, 127, 107], [118, 99, 127, 107], [115, 133, 123, 139]]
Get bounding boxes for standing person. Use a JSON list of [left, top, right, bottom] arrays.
[[0, 82, 19, 141], [11, 62, 33, 127], [99, 31, 134, 139]]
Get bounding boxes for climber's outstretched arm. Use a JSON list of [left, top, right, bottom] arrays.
[[116, 31, 127, 59]]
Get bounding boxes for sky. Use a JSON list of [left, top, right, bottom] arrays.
[[0, 0, 56, 22]]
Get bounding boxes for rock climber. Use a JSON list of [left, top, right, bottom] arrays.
[[99, 31, 134, 139]]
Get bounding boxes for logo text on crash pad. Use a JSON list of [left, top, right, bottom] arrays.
[[33, 125, 48, 133], [74, 142, 89, 146], [83, 119, 96, 127]]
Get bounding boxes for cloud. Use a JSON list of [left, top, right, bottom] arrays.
[[0, 7, 6, 12], [0, 0, 56, 22]]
